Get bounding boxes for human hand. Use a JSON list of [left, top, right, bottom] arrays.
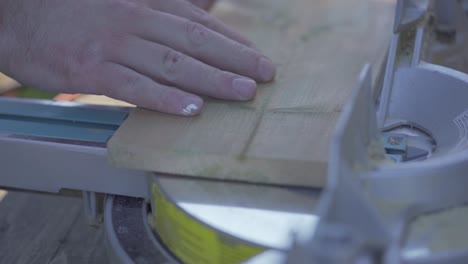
[[0, 0, 275, 116], [188, 0, 216, 10]]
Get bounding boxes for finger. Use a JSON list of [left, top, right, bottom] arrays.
[[111, 36, 257, 101], [131, 9, 276, 82], [96, 62, 203, 116], [151, 0, 253, 47], [186, 0, 216, 10]]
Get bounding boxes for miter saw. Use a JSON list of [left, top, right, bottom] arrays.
[[2, 0, 468, 263]]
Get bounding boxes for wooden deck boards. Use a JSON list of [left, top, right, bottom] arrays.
[[0, 191, 108, 264]]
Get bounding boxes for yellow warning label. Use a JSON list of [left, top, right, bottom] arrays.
[[152, 183, 265, 264]]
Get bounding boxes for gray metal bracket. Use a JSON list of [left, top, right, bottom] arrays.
[[0, 98, 148, 198], [83, 191, 105, 226], [285, 1, 468, 263]]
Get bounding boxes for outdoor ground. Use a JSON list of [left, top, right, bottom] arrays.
[[0, 190, 109, 264]]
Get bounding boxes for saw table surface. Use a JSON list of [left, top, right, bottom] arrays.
[[108, 0, 394, 187]]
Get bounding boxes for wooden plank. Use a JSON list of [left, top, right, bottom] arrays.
[[49, 210, 108, 264], [108, 0, 394, 187], [0, 73, 19, 94], [0, 191, 107, 264]]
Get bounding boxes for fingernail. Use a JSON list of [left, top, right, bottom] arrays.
[[181, 96, 203, 116], [257, 57, 276, 82], [232, 77, 257, 100]]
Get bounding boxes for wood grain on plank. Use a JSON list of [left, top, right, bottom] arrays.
[[108, 0, 394, 187]]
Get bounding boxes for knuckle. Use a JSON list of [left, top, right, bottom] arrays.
[[74, 36, 106, 67], [205, 67, 222, 82], [189, 5, 214, 26], [187, 2, 205, 16], [109, 72, 142, 102], [63, 41, 103, 90], [184, 20, 208, 47], [118, 75, 142, 102], [122, 74, 142, 93], [162, 49, 186, 82], [103, 33, 129, 58], [197, 11, 217, 30], [188, 0, 214, 10], [237, 43, 253, 56], [238, 43, 259, 66]]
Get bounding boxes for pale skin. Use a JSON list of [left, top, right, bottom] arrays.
[[0, 0, 276, 116]]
